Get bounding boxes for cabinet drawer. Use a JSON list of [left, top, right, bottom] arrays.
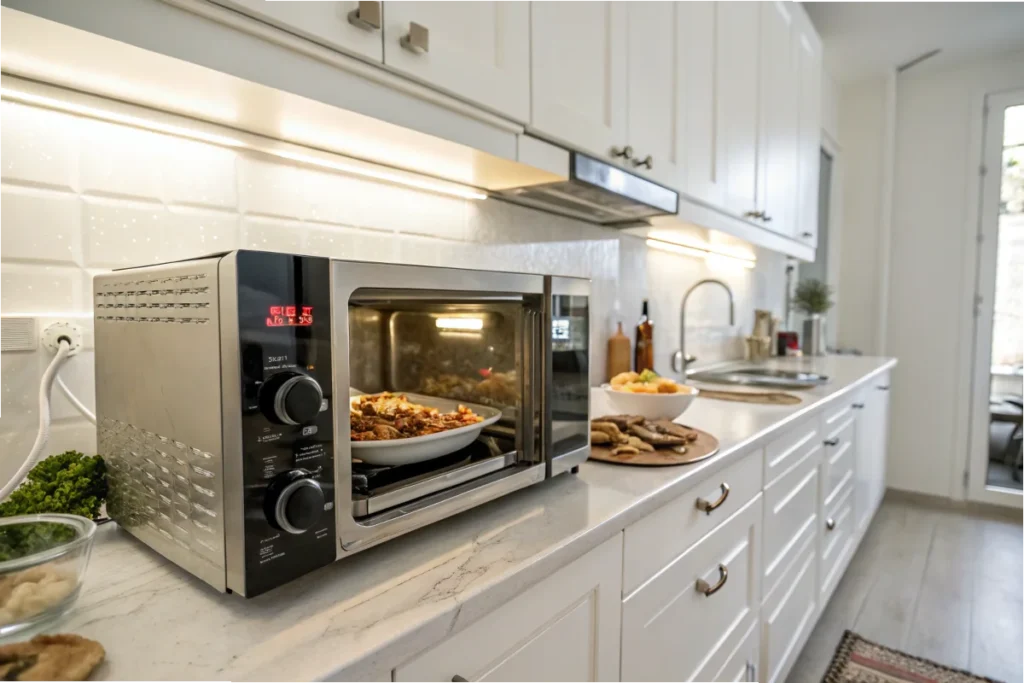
[[822, 416, 855, 508], [762, 444, 820, 598], [696, 617, 759, 682], [761, 534, 818, 683], [624, 451, 763, 594], [622, 496, 762, 681], [394, 534, 622, 682], [764, 416, 820, 485], [820, 483, 854, 604]]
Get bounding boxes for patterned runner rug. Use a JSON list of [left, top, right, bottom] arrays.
[[823, 631, 1003, 683]]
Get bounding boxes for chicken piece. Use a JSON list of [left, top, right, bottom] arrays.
[[657, 422, 700, 442], [0, 634, 105, 681], [610, 445, 640, 456], [593, 415, 645, 431], [626, 436, 655, 452], [590, 430, 612, 445], [628, 422, 688, 446], [590, 421, 625, 442]]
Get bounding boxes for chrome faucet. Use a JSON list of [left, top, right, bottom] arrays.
[[672, 279, 735, 375]]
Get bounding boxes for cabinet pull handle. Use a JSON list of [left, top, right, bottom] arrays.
[[695, 482, 730, 515], [801, 231, 814, 238], [825, 517, 836, 531], [451, 677, 469, 682], [610, 145, 634, 160], [824, 437, 840, 446], [877, 385, 890, 391], [743, 210, 763, 219], [630, 154, 653, 170], [400, 22, 430, 53], [346, 1, 381, 30], [745, 661, 757, 682], [761, 214, 773, 222], [696, 564, 728, 596], [852, 402, 865, 409]]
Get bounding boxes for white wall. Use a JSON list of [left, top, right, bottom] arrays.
[[0, 98, 788, 484], [885, 49, 1024, 499]]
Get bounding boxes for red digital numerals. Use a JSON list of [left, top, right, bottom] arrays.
[[266, 305, 314, 327]]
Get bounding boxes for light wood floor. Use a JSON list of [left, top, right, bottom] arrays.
[[788, 497, 1023, 683]]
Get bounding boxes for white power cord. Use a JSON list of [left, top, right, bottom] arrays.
[[0, 339, 73, 501], [56, 374, 97, 425]]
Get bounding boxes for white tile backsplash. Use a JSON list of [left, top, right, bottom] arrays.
[[0, 98, 787, 479]]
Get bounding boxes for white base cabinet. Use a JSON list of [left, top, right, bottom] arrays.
[[393, 371, 892, 683]]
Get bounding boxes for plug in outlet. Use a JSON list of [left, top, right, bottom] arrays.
[[41, 321, 84, 356]]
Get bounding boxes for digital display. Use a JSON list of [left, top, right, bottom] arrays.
[[266, 305, 314, 327]]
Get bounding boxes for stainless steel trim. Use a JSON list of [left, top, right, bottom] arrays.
[[521, 307, 539, 464], [273, 374, 323, 425], [572, 152, 678, 215], [541, 277, 554, 478], [218, 252, 247, 595], [274, 478, 324, 534], [551, 445, 589, 476], [353, 450, 513, 517]]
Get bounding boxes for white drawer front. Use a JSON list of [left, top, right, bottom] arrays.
[[395, 534, 622, 682], [761, 535, 818, 683], [822, 416, 855, 508], [622, 496, 762, 682], [624, 451, 763, 594], [764, 416, 820, 485], [822, 397, 855, 430], [762, 444, 820, 598], [696, 617, 759, 682], [820, 483, 855, 604]]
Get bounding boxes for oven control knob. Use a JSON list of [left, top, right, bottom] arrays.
[[268, 373, 323, 425], [264, 470, 325, 535]]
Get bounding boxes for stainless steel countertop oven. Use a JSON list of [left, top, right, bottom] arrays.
[[93, 251, 590, 596]]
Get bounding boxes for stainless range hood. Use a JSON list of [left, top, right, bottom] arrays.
[[498, 138, 680, 226]]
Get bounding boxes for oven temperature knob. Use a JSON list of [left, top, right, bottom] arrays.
[[269, 373, 323, 425], [265, 469, 325, 535]]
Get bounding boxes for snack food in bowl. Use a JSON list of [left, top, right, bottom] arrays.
[[602, 370, 698, 419]]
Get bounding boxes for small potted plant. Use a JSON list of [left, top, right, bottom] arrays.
[[792, 279, 834, 356]]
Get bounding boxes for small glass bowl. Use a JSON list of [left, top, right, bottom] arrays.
[[0, 514, 96, 639]]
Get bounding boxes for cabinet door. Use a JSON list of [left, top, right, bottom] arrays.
[[794, 10, 822, 246], [761, 537, 818, 683], [853, 388, 873, 534], [680, 2, 724, 206], [383, 2, 530, 121], [622, 496, 762, 681], [214, 0, 383, 62], [756, 2, 799, 237], [531, 2, 628, 159], [625, 2, 683, 187], [394, 534, 622, 682], [716, 2, 760, 218], [868, 380, 891, 511]]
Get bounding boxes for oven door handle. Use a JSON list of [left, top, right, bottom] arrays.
[[541, 279, 554, 477]]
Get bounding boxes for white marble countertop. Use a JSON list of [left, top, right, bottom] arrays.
[[60, 355, 895, 681]]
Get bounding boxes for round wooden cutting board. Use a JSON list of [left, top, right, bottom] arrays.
[[588, 421, 720, 467]]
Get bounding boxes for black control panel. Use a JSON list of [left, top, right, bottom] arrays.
[[235, 251, 335, 596]]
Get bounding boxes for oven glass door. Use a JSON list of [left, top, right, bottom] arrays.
[[548, 277, 591, 473]]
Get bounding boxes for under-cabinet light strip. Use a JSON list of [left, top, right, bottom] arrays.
[[646, 237, 757, 269], [0, 86, 488, 201]]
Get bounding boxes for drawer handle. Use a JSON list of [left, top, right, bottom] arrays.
[[823, 437, 840, 447], [695, 483, 730, 515], [400, 22, 430, 53], [696, 564, 728, 597], [877, 385, 890, 391], [826, 517, 836, 531], [346, 1, 381, 31], [610, 145, 634, 160], [452, 677, 468, 682], [630, 154, 654, 170], [852, 403, 865, 409]]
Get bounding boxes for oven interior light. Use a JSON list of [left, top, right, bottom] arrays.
[[435, 317, 485, 331]]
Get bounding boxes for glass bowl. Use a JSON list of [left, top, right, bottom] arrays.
[[0, 514, 96, 639]]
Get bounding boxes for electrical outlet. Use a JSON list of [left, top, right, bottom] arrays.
[[41, 321, 85, 356]]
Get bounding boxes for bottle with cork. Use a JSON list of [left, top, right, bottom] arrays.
[[635, 299, 654, 372]]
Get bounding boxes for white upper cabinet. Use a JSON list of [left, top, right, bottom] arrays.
[[757, 1, 800, 237], [716, 2, 761, 219], [624, 2, 683, 186], [679, 2, 724, 207], [530, 2, 628, 160], [214, 0, 384, 63], [383, 2, 530, 122], [794, 9, 823, 246]]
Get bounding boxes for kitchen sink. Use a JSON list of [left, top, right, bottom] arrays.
[[687, 366, 830, 389]]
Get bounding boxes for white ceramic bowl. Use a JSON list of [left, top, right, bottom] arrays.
[[600, 383, 699, 420]]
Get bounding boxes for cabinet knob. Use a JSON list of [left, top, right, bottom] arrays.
[[824, 437, 840, 447], [877, 385, 890, 391], [695, 482, 730, 515], [743, 210, 763, 219], [696, 563, 729, 597], [400, 22, 430, 53], [852, 402, 865, 409], [801, 231, 814, 238], [347, 1, 381, 31], [825, 517, 836, 531], [761, 214, 773, 222], [610, 145, 634, 160], [451, 677, 469, 682], [631, 154, 653, 170]]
